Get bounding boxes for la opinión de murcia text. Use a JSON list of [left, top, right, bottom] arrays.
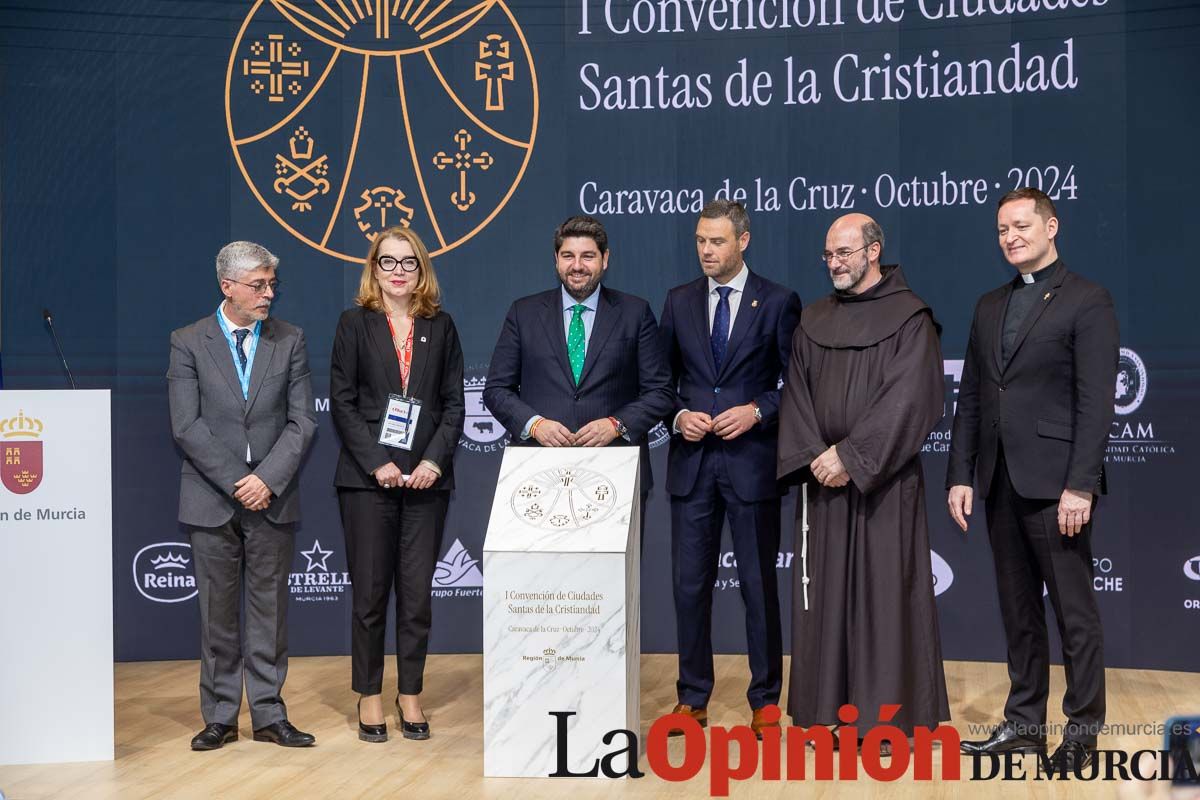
[[572, 0, 1105, 109]]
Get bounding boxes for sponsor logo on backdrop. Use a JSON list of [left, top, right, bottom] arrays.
[[714, 550, 795, 591], [1092, 555, 1124, 592], [225, 0, 538, 263], [1184, 555, 1200, 582], [930, 549, 954, 596], [289, 539, 350, 602], [133, 542, 198, 603], [1185, 554, 1200, 609], [432, 538, 483, 598], [648, 421, 669, 449], [1114, 348, 1147, 416], [1107, 347, 1176, 464], [1, 410, 44, 495], [461, 371, 508, 449], [921, 360, 961, 454]]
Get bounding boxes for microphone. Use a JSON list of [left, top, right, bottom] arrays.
[[43, 308, 77, 390]]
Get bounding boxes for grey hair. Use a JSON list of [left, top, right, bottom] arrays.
[[861, 220, 884, 254], [215, 241, 279, 281], [699, 199, 750, 238]]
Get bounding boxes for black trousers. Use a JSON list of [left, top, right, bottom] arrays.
[[338, 487, 449, 696], [670, 445, 783, 709], [985, 453, 1105, 744]]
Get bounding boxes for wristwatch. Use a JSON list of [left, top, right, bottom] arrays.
[[609, 416, 628, 438], [752, 403, 763, 424]]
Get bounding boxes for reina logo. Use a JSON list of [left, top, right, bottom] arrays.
[[133, 542, 198, 603], [1, 409, 45, 495]]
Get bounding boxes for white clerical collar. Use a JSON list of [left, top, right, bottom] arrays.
[[708, 262, 749, 295], [1021, 273, 1035, 284], [219, 301, 257, 334]]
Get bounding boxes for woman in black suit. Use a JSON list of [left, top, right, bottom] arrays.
[[330, 225, 464, 742]]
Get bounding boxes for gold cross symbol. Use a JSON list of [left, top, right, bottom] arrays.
[[243, 34, 309, 103], [474, 34, 514, 111], [432, 129, 493, 211]]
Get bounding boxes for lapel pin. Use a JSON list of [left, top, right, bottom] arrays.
[[751, 299, 759, 308], [1043, 292, 1051, 301], [420, 336, 427, 342]]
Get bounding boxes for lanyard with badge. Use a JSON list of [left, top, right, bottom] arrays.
[[216, 310, 260, 400], [378, 314, 421, 450]]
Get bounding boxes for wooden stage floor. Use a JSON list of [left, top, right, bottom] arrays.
[[1, 655, 1196, 799]]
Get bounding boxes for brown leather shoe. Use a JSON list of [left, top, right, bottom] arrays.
[[666, 704, 708, 736], [750, 707, 782, 740]]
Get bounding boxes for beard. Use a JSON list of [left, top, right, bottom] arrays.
[[562, 272, 602, 301], [830, 255, 869, 292]]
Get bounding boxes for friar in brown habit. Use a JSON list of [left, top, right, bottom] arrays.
[[777, 213, 950, 739]]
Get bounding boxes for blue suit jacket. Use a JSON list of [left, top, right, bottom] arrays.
[[483, 285, 674, 491], [660, 271, 802, 502]]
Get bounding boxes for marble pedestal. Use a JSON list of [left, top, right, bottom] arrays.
[[482, 447, 640, 778]]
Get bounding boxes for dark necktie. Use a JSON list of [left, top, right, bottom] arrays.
[[711, 286, 733, 372], [233, 328, 250, 373]]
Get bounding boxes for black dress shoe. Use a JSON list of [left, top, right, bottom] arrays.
[[253, 719, 316, 747], [191, 722, 238, 751], [396, 696, 430, 741], [1047, 739, 1095, 772], [960, 721, 1046, 755], [358, 698, 388, 743]]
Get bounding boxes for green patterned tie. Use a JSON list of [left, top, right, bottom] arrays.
[[567, 304, 587, 385]]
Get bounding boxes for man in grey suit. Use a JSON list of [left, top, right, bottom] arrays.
[[168, 241, 318, 750]]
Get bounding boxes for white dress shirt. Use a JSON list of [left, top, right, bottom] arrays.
[[674, 262, 750, 432]]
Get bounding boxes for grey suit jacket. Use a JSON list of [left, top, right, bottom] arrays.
[[167, 312, 317, 527]]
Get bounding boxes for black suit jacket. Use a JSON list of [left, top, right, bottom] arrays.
[[330, 306, 465, 490], [659, 270, 802, 502], [482, 285, 674, 492], [946, 261, 1119, 500]]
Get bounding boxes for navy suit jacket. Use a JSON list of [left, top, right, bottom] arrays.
[[483, 285, 674, 492], [660, 270, 802, 502]]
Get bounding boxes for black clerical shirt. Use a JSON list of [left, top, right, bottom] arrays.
[[1002, 259, 1058, 364]]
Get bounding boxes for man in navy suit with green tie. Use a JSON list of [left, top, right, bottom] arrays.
[[483, 215, 674, 506]]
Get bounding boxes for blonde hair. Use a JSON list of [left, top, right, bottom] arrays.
[[355, 226, 442, 318]]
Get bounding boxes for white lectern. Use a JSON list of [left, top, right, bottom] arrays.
[[0, 390, 113, 765], [482, 447, 640, 778]]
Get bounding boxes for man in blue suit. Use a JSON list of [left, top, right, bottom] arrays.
[[659, 200, 802, 737], [483, 215, 673, 506]]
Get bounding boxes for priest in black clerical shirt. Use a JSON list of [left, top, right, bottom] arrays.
[[947, 188, 1119, 772]]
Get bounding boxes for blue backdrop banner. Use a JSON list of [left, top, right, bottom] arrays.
[[1, 0, 1197, 671]]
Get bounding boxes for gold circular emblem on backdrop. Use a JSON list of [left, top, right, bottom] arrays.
[[225, 0, 538, 262]]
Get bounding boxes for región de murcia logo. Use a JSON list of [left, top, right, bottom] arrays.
[[226, 0, 539, 263], [1, 410, 44, 495]]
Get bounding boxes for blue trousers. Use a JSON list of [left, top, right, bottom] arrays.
[[670, 445, 783, 709]]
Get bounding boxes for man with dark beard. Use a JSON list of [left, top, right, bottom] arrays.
[[484, 215, 674, 504], [777, 213, 950, 750]]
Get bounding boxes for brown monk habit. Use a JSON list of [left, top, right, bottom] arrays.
[[777, 265, 950, 735]]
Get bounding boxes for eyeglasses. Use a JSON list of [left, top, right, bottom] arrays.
[[820, 244, 870, 265], [226, 278, 280, 295], [376, 256, 420, 272]]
